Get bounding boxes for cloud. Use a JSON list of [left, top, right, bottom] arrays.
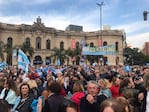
[[0, 0, 52, 5], [0, 0, 148, 50], [112, 21, 149, 34], [127, 32, 149, 49]]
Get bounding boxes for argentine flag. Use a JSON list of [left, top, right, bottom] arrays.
[[18, 49, 30, 73], [0, 62, 8, 71]]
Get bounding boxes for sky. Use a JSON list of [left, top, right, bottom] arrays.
[[0, 0, 149, 49]]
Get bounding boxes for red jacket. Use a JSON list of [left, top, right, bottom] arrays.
[[71, 92, 85, 112], [110, 85, 120, 98]]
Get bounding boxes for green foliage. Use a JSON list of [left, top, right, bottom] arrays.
[[20, 42, 34, 57], [50, 47, 66, 65], [0, 41, 5, 61], [123, 47, 148, 65]]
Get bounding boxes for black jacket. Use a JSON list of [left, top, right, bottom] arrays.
[[139, 88, 147, 112], [47, 93, 64, 112], [80, 94, 107, 112], [15, 94, 34, 112]]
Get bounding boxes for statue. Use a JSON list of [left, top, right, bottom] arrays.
[[37, 16, 41, 24]]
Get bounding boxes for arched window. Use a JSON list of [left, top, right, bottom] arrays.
[[36, 37, 41, 49], [60, 41, 64, 50], [76, 41, 80, 48], [46, 39, 51, 49], [7, 37, 13, 65], [90, 42, 94, 47], [33, 55, 43, 65], [25, 37, 30, 47], [115, 42, 119, 51], [45, 57, 51, 65], [103, 41, 107, 46], [7, 37, 13, 47]]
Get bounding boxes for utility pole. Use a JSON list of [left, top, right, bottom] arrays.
[[96, 2, 104, 47]]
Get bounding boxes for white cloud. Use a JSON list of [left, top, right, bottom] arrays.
[[127, 32, 149, 49], [0, 9, 148, 50], [23, 0, 53, 5], [113, 21, 149, 34]]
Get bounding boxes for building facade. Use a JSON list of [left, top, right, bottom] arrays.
[[0, 17, 126, 65], [142, 42, 149, 55]]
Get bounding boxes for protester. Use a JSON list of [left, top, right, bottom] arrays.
[[116, 97, 131, 112], [98, 79, 112, 98], [137, 74, 149, 112], [71, 81, 85, 112], [99, 98, 126, 112], [62, 99, 78, 112], [12, 83, 34, 112], [0, 62, 148, 112], [47, 81, 65, 112], [0, 78, 19, 107], [80, 80, 107, 112], [0, 99, 11, 112], [110, 76, 120, 98]]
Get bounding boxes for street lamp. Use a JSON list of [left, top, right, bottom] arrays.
[[96, 2, 104, 47], [143, 11, 149, 21]]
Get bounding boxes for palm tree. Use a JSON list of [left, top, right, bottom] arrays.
[[50, 47, 66, 65], [65, 46, 82, 65], [0, 41, 5, 61], [4, 42, 14, 65], [20, 42, 34, 61]]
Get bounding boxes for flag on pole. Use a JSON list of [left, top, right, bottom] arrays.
[[57, 58, 60, 66], [18, 49, 30, 73]]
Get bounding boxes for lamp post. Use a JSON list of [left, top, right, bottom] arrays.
[[96, 2, 104, 47], [97, 2, 104, 65], [143, 11, 149, 21]]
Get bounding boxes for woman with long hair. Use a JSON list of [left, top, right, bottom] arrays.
[[71, 81, 85, 112], [12, 83, 34, 112], [0, 78, 19, 107]]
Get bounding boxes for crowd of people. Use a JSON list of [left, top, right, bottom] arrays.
[[0, 64, 149, 112]]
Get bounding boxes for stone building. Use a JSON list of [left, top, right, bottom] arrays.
[[0, 17, 126, 65], [142, 42, 149, 55]]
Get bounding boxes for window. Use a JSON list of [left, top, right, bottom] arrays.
[[7, 37, 13, 47], [115, 42, 119, 51], [60, 41, 64, 50], [26, 37, 30, 47], [103, 41, 107, 46], [33, 55, 43, 65], [116, 56, 119, 65], [36, 37, 41, 49], [90, 42, 94, 47], [46, 39, 51, 49], [45, 57, 51, 65], [7, 37, 13, 65]]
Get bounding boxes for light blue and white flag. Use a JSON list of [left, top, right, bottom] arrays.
[[0, 62, 8, 71], [57, 58, 60, 66], [18, 49, 30, 73]]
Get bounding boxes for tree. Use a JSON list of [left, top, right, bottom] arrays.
[[123, 47, 146, 65], [66, 46, 82, 65], [0, 41, 5, 61], [144, 55, 149, 64], [50, 47, 66, 65], [20, 42, 34, 60]]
